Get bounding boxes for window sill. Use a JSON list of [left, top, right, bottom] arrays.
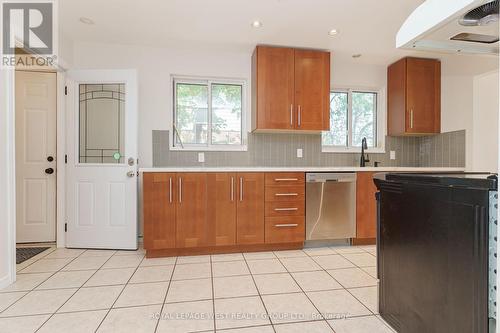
[[169, 145, 248, 152], [321, 146, 386, 154]]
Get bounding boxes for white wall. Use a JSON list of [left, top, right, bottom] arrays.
[[73, 42, 251, 168], [0, 68, 16, 288], [72, 42, 497, 171], [472, 71, 499, 172], [441, 74, 474, 169]]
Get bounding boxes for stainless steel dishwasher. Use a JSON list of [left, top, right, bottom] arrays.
[[306, 173, 357, 241]]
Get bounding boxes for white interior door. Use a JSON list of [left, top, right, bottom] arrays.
[[66, 70, 138, 250], [15, 71, 57, 243]]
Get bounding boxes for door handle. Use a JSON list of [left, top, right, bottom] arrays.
[[298, 105, 301, 127], [126, 171, 135, 178], [410, 109, 414, 129], [231, 176, 234, 201], [179, 177, 182, 203], [45, 168, 54, 175], [239, 177, 243, 202], [169, 177, 172, 203], [290, 104, 293, 127]]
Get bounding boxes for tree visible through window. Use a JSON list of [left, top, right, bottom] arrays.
[[174, 79, 243, 148], [322, 90, 377, 148]]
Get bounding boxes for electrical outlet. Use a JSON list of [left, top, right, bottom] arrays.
[[198, 152, 205, 163], [297, 148, 303, 158], [390, 151, 396, 160]]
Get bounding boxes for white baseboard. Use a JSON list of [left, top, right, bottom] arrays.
[[0, 273, 14, 290]]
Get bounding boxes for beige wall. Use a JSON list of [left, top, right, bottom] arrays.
[[472, 71, 499, 172]]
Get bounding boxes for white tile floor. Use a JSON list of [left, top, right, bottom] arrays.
[[0, 245, 395, 333]]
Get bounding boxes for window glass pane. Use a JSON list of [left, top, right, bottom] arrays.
[[322, 92, 348, 146], [211, 84, 242, 145], [175, 83, 208, 145], [352, 92, 377, 147], [79, 83, 125, 164]]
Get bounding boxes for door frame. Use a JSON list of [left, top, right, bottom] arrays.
[[1, 65, 66, 289]]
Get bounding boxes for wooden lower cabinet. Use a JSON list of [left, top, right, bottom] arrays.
[[175, 173, 209, 248], [143, 173, 176, 250], [236, 173, 265, 245], [354, 172, 377, 244], [265, 216, 305, 243], [207, 173, 237, 246], [264, 172, 306, 244], [143, 171, 303, 257]]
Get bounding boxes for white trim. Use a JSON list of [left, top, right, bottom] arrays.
[[170, 75, 248, 152], [322, 86, 386, 154], [56, 71, 66, 248], [1, 68, 16, 289]]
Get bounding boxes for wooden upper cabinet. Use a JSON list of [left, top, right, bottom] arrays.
[[252, 45, 330, 132], [175, 173, 209, 248], [355, 172, 377, 240], [294, 49, 330, 131], [143, 173, 176, 250], [387, 57, 441, 136], [236, 173, 265, 245], [252, 46, 295, 130], [207, 173, 237, 246]]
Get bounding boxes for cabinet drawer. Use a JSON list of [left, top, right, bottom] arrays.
[[265, 201, 304, 217], [265, 216, 305, 243], [265, 185, 305, 202], [265, 173, 305, 186]]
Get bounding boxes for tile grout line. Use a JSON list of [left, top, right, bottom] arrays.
[[3, 246, 384, 331], [0, 249, 88, 317], [93, 251, 148, 333], [241, 252, 277, 333], [273, 252, 335, 332], [33, 249, 126, 332], [303, 248, 379, 320], [153, 256, 178, 333], [209, 254, 216, 332]]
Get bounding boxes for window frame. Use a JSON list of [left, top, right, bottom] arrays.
[[170, 75, 248, 151], [322, 87, 386, 154]]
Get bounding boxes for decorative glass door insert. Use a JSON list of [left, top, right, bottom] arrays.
[[79, 83, 125, 163]]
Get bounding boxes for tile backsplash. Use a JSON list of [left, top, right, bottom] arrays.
[[152, 130, 465, 168]]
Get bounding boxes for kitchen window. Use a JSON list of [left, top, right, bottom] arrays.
[[172, 77, 246, 151], [322, 88, 385, 153]]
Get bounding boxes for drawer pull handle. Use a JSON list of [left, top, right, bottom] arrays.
[[274, 208, 298, 211], [275, 223, 299, 227], [275, 193, 298, 196], [274, 178, 299, 181]]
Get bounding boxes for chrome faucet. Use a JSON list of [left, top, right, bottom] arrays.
[[360, 137, 370, 167]]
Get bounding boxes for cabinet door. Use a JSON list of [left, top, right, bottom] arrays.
[[294, 49, 330, 131], [254, 46, 295, 130], [207, 173, 237, 246], [143, 173, 176, 250], [356, 172, 377, 239], [176, 173, 209, 248], [236, 173, 265, 244], [406, 58, 441, 134], [387, 58, 407, 136]]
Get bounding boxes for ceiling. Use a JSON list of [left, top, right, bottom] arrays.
[[60, 0, 429, 65]]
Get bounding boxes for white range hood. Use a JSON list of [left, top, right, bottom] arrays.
[[397, 0, 499, 55]]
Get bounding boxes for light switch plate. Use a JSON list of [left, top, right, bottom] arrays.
[[390, 151, 396, 160], [297, 148, 303, 158], [198, 152, 205, 163]]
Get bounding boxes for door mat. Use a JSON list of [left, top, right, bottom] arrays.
[[16, 247, 50, 264]]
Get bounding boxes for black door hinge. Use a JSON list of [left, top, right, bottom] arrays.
[[64, 86, 68, 95], [64, 154, 68, 164], [64, 223, 67, 232]]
